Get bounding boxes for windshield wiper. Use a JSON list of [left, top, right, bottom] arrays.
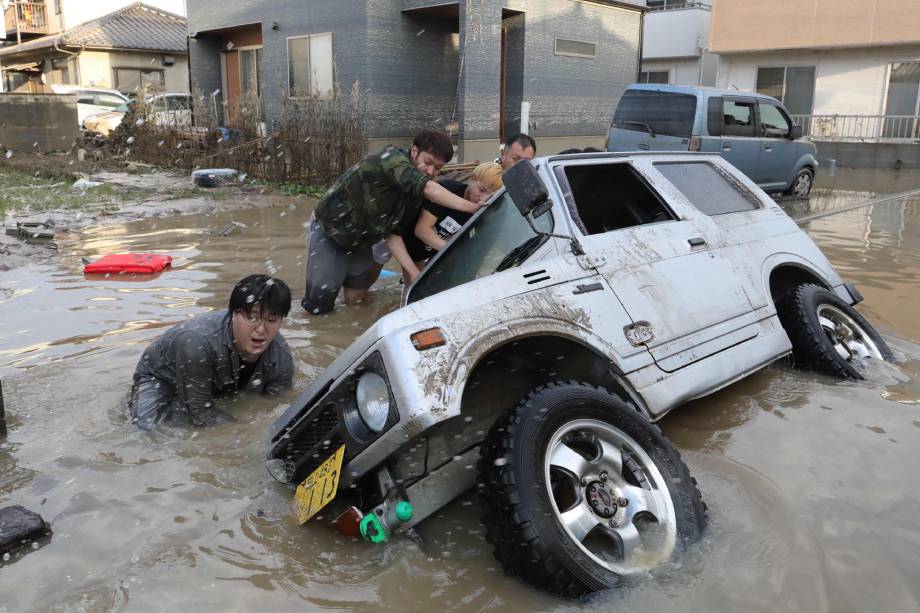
[[618, 121, 656, 137], [494, 235, 547, 273]]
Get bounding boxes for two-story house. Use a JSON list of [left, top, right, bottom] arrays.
[[187, 0, 646, 161], [640, 0, 717, 86], [0, 1, 188, 95], [711, 0, 920, 144]]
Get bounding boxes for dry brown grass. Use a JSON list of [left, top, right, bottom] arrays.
[[102, 82, 367, 186]]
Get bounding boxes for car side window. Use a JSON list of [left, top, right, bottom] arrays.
[[758, 102, 791, 138], [75, 92, 94, 105], [96, 93, 125, 108], [722, 99, 757, 137], [562, 163, 676, 235], [167, 96, 190, 111], [655, 162, 761, 215]]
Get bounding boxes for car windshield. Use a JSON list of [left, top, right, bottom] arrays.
[[407, 191, 554, 304], [114, 103, 130, 112]]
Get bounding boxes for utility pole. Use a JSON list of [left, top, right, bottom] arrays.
[[0, 379, 7, 439]]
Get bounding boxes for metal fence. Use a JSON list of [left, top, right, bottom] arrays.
[[791, 114, 920, 143]]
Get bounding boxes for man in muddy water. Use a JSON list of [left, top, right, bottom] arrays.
[[129, 274, 294, 429], [302, 129, 486, 314]]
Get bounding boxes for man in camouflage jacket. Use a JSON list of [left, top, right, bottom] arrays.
[[302, 129, 483, 314]]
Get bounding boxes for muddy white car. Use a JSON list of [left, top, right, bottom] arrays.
[[266, 152, 891, 597]]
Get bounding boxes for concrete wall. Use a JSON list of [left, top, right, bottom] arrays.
[[815, 141, 920, 170], [710, 0, 920, 54], [505, 0, 643, 139], [716, 45, 920, 116], [0, 93, 78, 151], [77, 50, 189, 93], [643, 5, 709, 60]]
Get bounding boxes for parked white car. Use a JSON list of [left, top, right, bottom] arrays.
[[267, 152, 892, 597], [50, 84, 129, 127], [82, 93, 193, 137]]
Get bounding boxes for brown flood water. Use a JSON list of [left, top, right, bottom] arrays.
[[1, 172, 920, 612]]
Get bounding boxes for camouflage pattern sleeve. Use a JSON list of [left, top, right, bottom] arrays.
[[379, 148, 429, 198]]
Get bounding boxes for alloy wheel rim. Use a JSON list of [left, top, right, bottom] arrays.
[[794, 173, 812, 197], [543, 418, 677, 575], [816, 303, 884, 362]]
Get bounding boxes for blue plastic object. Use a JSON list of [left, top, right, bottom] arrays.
[[379, 270, 398, 279]]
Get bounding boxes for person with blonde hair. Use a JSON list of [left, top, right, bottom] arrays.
[[393, 162, 504, 282]]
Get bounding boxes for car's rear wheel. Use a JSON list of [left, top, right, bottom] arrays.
[[478, 381, 706, 598], [778, 283, 893, 379], [785, 167, 814, 199]]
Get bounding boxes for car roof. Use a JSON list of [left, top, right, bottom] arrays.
[[625, 83, 781, 103], [51, 84, 127, 96], [542, 151, 722, 164]]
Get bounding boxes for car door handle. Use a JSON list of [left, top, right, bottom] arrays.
[[688, 237, 706, 247], [764, 145, 773, 152], [722, 143, 731, 151], [572, 282, 604, 295], [638, 143, 650, 151]]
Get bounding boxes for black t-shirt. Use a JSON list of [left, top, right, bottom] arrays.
[[402, 179, 470, 262]]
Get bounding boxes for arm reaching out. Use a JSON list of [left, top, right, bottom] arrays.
[[385, 234, 421, 282], [423, 180, 482, 214], [415, 209, 447, 252]]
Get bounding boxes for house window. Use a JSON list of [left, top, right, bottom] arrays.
[[883, 62, 920, 139], [239, 47, 263, 100], [755, 66, 815, 117], [54, 0, 62, 14], [287, 33, 334, 97], [114, 68, 164, 94], [554, 38, 597, 59], [639, 70, 670, 84]]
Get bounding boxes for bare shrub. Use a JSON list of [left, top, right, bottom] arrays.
[[103, 82, 366, 185]]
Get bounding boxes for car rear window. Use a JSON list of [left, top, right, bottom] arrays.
[[612, 90, 697, 138], [655, 162, 761, 215]]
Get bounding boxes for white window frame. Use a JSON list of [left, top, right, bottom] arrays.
[[237, 44, 263, 100], [286, 32, 334, 99], [554, 36, 597, 59], [639, 69, 671, 84]]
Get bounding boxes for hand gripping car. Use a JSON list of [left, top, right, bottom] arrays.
[[267, 152, 891, 598]]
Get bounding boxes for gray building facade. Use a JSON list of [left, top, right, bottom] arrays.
[[187, 0, 644, 161]]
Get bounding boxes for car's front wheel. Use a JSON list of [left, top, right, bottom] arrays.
[[785, 167, 814, 199], [478, 381, 706, 598], [778, 283, 893, 379]]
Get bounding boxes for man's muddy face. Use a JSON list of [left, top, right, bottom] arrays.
[[232, 307, 283, 362], [411, 146, 448, 178], [500, 142, 536, 171]]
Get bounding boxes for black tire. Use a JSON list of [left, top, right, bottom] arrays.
[[777, 283, 893, 379], [478, 381, 706, 598], [784, 167, 814, 199]]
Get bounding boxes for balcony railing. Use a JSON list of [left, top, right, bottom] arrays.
[[791, 114, 920, 143], [3, 1, 49, 36], [646, 1, 711, 12]]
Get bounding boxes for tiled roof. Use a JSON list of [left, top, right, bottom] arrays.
[[0, 2, 187, 57]]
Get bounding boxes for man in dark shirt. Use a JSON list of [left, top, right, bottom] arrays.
[[129, 274, 294, 429], [399, 162, 505, 273], [302, 129, 485, 314]]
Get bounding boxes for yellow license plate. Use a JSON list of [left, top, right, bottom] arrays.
[[293, 445, 346, 524]]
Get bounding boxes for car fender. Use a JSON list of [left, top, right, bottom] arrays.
[[760, 250, 843, 306], [783, 150, 819, 188]]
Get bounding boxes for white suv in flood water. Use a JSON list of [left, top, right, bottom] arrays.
[[267, 152, 891, 598]]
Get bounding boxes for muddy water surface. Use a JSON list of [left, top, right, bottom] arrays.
[[1, 173, 920, 612]]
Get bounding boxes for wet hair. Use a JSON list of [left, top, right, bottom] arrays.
[[504, 133, 537, 154], [229, 274, 292, 318], [472, 162, 504, 192], [412, 130, 454, 163]]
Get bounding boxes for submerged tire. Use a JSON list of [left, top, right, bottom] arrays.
[[477, 381, 707, 598], [785, 167, 814, 199], [778, 283, 893, 379]]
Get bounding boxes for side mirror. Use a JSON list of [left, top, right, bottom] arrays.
[[790, 125, 803, 140], [504, 160, 551, 217]]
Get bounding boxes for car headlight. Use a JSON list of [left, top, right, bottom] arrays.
[[355, 372, 390, 432]]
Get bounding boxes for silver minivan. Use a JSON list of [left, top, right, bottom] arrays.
[[607, 84, 819, 197]]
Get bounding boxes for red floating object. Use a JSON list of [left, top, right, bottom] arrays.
[[83, 253, 172, 275]]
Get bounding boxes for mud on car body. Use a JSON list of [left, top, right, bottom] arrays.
[[267, 151, 891, 598]]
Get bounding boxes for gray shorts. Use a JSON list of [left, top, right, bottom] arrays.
[[302, 217, 376, 314]]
